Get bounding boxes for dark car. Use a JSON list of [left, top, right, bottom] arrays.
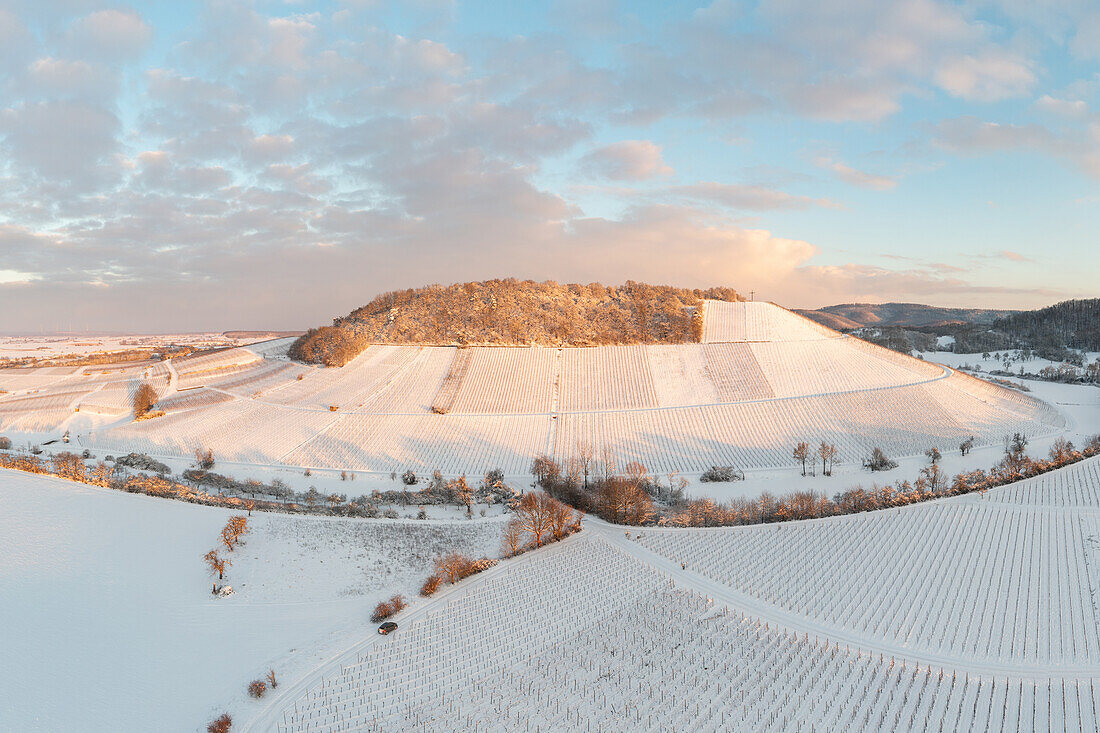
[[377, 621, 398, 635]]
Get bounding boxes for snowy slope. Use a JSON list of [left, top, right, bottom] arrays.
[[0, 307, 1070, 482], [0, 469, 504, 732], [255, 457, 1100, 732]]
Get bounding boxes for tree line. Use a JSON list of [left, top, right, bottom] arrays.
[[532, 435, 1100, 528], [289, 279, 742, 366]]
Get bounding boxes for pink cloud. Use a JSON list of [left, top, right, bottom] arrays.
[[581, 140, 674, 181]]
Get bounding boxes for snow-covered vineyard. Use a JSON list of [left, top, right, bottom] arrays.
[[0, 302, 1063, 478], [252, 456, 1100, 733]]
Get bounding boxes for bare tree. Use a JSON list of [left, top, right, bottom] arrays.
[[204, 549, 230, 584], [515, 492, 555, 547], [792, 442, 809, 476], [501, 518, 524, 557], [195, 446, 215, 470], [1049, 436, 1076, 462], [220, 516, 248, 552], [817, 442, 839, 477], [575, 440, 594, 490], [452, 475, 473, 517], [530, 455, 560, 487], [598, 445, 617, 485], [548, 498, 577, 540]]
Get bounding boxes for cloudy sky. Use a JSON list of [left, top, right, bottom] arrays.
[[1, 0, 1098, 332]]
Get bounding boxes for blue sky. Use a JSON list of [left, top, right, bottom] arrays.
[[0, 0, 1098, 331]]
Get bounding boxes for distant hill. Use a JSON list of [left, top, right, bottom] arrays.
[[223, 330, 304, 339], [290, 280, 743, 366], [992, 299, 1100, 351], [797, 303, 1018, 330]]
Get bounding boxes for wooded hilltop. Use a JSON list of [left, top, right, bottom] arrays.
[[290, 279, 742, 366]]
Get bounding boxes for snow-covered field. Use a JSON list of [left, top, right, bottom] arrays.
[[9, 457, 1100, 730], [0, 303, 1069, 491], [916, 349, 1100, 378], [0, 469, 504, 731], [0, 333, 260, 361], [252, 455, 1100, 732]]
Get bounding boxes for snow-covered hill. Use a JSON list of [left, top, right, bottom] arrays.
[[0, 302, 1066, 483], [0, 470, 503, 731], [256, 456, 1100, 732]]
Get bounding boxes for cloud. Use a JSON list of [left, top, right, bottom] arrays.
[[581, 140, 673, 180], [0, 269, 38, 284], [785, 262, 1063, 308], [815, 157, 898, 190], [0, 100, 120, 189], [669, 182, 828, 210], [930, 116, 1058, 151], [66, 9, 152, 63], [934, 51, 1035, 102], [26, 57, 114, 99], [0, 2, 1084, 330], [1069, 11, 1100, 61], [928, 116, 1100, 178], [1031, 94, 1089, 119]]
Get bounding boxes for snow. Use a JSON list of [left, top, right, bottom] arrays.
[[45, 307, 1058, 482], [0, 314, 1080, 506], [916, 348, 1100, 377], [251, 458, 1100, 731], [2, 329, 1100, 730], [0, 469, 504, 731]]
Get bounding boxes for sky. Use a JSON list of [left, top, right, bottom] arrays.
[[0, 0, 1098, 332]]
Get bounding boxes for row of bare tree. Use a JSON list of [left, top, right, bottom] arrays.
[[203, 516, 249, 591]]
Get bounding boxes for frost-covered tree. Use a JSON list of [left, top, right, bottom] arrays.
[[204, 548, 230, 582], [132, 382, 158, 418], [452, 475, 473, 516], [863, 448, 898, 472], [817, 442, 839, 477], [220, 516, 248, 552], [195, 446, 215, 470], [501, 518, 524, 557], [792, 442, 809, 476]]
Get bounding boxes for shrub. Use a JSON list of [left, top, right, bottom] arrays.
[[195, 447, 215, 470], [371, 594, 407, 622], [699, 465, 744, 482], [248, 680, 267, 699], [207, 713, 232, 733], [863, 448, 898, 472], [0, 436, 11, 450], [420, 573, 443, 597], [401, 469, 417, 485], [433, 553, 497, 584]]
